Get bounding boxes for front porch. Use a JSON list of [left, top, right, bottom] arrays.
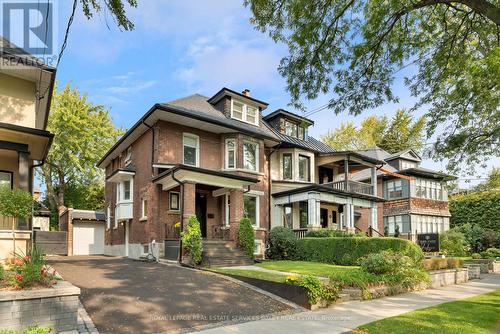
[[272, 184, 385, 237]]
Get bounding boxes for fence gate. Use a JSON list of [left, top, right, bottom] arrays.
[[34, 231, 68, 255]]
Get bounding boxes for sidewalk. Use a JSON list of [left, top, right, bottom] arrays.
[[198, 273, 500, 334]]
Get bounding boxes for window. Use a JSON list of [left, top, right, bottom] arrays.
[[141, 198, 148, 220], [124, 147, 132, 166], [415, 178, 443, 200], [284, 120, 298, 137], [183, 134, 199, 166], [246, 106, 257, 124], [231, 100, 259, 125], [386, 179, 403, 199], [0, 171, 12, 189], [283, 204, 293, 229], [224, 194, 230, 227], [243, 141, 259, 171], [169, 192, 180, 211], [244, 195, 259, 227], [401, 160, 416, 169], [298, 126, 305, 140], [254, 240, 262, 255], [225, 139, 236, 169], [299, 202, 308, 228], [282, 153, 293, 180], [123, 180, 131, 200], [298, 155, 310, 182]]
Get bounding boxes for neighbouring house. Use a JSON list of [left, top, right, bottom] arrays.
[[98, 88, 386, 262], [352, 147, 456, 238], [33, 188, 51, 231], [0, 37, 56, 261]]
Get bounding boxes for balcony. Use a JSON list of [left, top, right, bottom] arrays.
[[324, 180, 374, 196], [115, 202, 133, 221]]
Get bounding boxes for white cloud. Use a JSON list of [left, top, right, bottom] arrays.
[[105, 80, 157, 94]]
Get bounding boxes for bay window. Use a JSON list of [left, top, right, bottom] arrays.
[[298, 155, 310, 182], [244, 194, 259, 227], [282, 153, 293, 180], [243, 141, 259, 171], [183, 133, 199, 166], [225, 139, 236, 169]]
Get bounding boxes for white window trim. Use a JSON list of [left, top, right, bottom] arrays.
[[140, 198, 148, 221], [124, 146, 132, 166], [183, 133, 200, 167], [231, 99, 259, 126], [244, 194, 260, 228], [253, 240, 262, 255], [117, 180, 133, 204], [169, 191, 180, 212], [224, 194, 230, 227], [0, 171, 12, 188], [281, 152, 293, 180], [243, 140, 259, 172], [225, 138, 236, 169]]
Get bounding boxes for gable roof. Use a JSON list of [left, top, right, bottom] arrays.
[[385, 148, 422, 162], [207, 87, 269, 109]]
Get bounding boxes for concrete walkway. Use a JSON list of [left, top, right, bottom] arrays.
[[198, 273, 500, 334]]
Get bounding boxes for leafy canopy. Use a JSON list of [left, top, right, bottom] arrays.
[[321, 109, 425, 153], [247, 0, 500, 175], [40, 83, 123, 222], [79, 0, 138, 31], [0, 186, 33, 218]]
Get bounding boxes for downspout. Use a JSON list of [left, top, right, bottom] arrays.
[[141, 120, 155, 175], [171, 171, 185, 263]]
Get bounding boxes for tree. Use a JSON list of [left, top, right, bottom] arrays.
[[77, 0, 137, 31], [474, 168, 500, 191], [246, 0, 500, 175], [321, 109, 425, 153], [40, 83, 123, 223], [181, 216, 203, 265]]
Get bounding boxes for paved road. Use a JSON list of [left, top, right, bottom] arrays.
[[49, 256, 292, 334], [197, 273, 500, 334]]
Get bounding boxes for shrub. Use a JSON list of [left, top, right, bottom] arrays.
[[455, 224, 500, 253], [181, 216, 203, 265], [440, 229, 467, 256], [23, 326, 51, 334], [450, 190, 500, 232], [360, 251, 416, 275], [471, 253, 481, 259], [9, 246, 57, 290], [0, 264, 4, 281], [295, 237, 424, 266], [237, 218, 255, 259], [305, 229, 353, 238], [394, 224, 400, 238], [267, 227, 298, 260], [286, 275, 339, 304], [422, 257, 463, 271], [480, 247, 500, 259]]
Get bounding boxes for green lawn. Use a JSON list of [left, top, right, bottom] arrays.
[[209, 268, 288, 283], [357, 290, 500, 334], [256, 260, 382, 288]]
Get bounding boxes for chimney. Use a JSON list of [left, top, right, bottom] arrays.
[[242, 89, 251, 97]]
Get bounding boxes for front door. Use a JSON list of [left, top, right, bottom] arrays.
[[320, 208, 329, 228], [195, 193, 207, 238]]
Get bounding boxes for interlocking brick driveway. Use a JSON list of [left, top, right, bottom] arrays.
[[49, 256, 292, 333]]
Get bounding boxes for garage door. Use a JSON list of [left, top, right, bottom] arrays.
[[73, 222, 105, 255]]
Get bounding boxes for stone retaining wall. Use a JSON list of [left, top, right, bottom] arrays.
[[0, 281, 80, 332], [464, 259, 500, 274], [428, 268, 468, 288]]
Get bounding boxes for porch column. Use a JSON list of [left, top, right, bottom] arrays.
[[344, 158, 349, 191], [182, 182, 196, 226], [371, 167, 377, 196], [370, 203, 378, 230], [229, 190, 244, 241], [343, 203, 355, 232], [307, 192, 321, 229]]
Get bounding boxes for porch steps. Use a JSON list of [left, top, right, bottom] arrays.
[[202, 241, 254, 268]]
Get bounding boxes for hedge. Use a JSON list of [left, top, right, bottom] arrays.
[[449, 190, 500, 232], [295, 237, 424, 266]]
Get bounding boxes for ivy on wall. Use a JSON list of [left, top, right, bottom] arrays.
[[449, 190, 500, 232]]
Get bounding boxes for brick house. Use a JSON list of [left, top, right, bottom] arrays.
[[352, 147, 456, 238], [98, 88, 386, 261]]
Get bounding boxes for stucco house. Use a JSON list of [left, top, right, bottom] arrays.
[[0, 37, 56, 261], [98, 88, 386, 262]]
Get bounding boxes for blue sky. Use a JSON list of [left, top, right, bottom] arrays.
[[50, 0, 496, 188]]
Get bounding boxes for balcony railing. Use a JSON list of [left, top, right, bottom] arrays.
[[324, 180, 374, 196], [115, 202, 133, 220], [292, 228, 309, 239]]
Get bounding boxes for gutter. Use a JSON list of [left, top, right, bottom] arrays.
[[141, 119, 155, 175]]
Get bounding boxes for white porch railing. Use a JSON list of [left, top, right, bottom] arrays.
[[324, 180, 374, 195], [115, 202, 133, 220]]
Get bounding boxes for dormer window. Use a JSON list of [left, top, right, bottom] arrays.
[[231, 99, 259, 126], [124, 147, 132, 166], [284, 119, 306, 140]]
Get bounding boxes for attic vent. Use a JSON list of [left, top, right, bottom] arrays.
[[242, 89, 251, 97]]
